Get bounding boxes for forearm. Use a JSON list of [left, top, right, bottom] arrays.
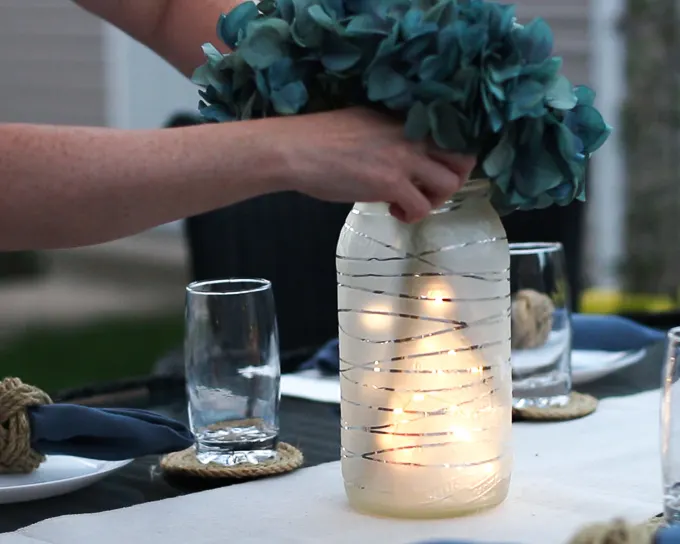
[[0, 122, 285, 250], [75, 0, 234, 76]]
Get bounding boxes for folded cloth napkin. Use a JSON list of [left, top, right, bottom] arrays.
[[657, 524, 680, 543], [571, 313, 665, 352], [28, 404, 194, 460], [302, 314, 666, 375]]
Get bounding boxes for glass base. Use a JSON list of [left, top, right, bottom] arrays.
[[664, 483, 680, 524], [344, 477, 511, 520], [195, 446, 278, 466], [194, 426, 279, 466], [512, 394, 570, 409]]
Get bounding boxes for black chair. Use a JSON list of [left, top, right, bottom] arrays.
[[185, 194, 351, 373], [502, 202, 585, 312]]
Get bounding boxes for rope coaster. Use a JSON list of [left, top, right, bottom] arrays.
[[513, 392, 598, 422], [0, 377, 52, 474], [646, 514, 667, 532], [567, 518, 660, 543], [161, 442, 304, 480]]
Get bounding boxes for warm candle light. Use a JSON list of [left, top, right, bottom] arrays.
[[337, 183, 512, 519]]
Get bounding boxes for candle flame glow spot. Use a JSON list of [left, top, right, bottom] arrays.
[[451, 427, 472, 441]]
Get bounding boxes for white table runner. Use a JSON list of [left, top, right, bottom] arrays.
[[1, 390, 663, 544]]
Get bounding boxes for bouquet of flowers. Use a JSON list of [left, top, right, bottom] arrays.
[[192, 0, 611, 213]]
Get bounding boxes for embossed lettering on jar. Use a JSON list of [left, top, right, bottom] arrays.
[[336, 179, 513, 519]]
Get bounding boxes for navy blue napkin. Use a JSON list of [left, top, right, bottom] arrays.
[[412, 540, 517, 544], [571, 313, 665, 351], [412, 525, 680, 543], [302, 314, 666, 375], [409, 529, 680, 544], [657, 524, 680, 543], [28, 404, 194, 460]]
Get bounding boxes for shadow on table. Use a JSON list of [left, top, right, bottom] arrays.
[[579, 342, 665, 400]]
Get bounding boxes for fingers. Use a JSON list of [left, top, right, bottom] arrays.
[[388, 178, 432, 224], [389, 151, 476, 223], [428, 150, 477, 181], [410, 156, 467, 208]]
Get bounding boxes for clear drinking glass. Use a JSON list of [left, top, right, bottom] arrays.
[[185, 278, 280, 466], [509, 242, 572, 408], [662, 327, 680, 523]]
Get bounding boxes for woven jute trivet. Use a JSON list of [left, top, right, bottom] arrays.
[[512, 392, 598, 422], [567, 517, 662, 543], [646, 513, 668, 532], [161, 442, 303, 480]]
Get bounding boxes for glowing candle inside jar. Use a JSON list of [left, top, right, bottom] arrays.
[[340, 281, 512, 518], [337, 191, 512, 519]]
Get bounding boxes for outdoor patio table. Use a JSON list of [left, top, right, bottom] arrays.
[[0, 343, 668, 542]]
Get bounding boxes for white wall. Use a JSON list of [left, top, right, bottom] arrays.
[[103, 24, 199, 130], [587, 0, 626, 289]]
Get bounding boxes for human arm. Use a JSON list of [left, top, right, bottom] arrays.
[[74, 0, 233, 77], [0, 121, 281, 250], [0, 110, 474, 251]]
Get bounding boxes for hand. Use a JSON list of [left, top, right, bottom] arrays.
[[270, 108, 476, 223]]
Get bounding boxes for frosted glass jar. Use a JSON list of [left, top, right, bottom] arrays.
[[336, 179, 512, 518]]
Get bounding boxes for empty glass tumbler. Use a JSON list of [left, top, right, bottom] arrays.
[[509, 242, 572, 408], [662, 327, 680, 523], [185, 279, 281, 466]]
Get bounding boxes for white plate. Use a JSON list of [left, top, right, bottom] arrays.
[[571, 348, 647, 385], [281, 348, 649, 403], [281, 369, 340, 404], [0, 456, 132, 504]]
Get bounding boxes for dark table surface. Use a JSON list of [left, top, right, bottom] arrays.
[[0, 342, 667, 534]]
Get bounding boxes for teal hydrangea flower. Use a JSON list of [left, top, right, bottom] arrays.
[[192, 0, 612, 212]]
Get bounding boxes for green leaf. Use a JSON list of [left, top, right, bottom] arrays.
[[514, 149, 563, 197], [271, 80, 309, 114], [482, 88, 503, 133], [217, 3, 259, 49], [424, 0, 454, 25], [241, 92, 258, 119], [255, 70, 270, 99], [321, 34, 363, 71], [570, 105, 612, 153], [404, 101, 430, 140], [201, 43, 224, 66], [515, 18, 553, 63], [267, 58, 295, 89], [258, 0, 277, 15], [345, 14, 391, 36], [418, 55, 446, 80], [428, 100, 467, 150], [383, 91, 412, 110], [545, 75, 577, 110], [191, 64, 212, 87], [508, 79, 546, 120], [367, 65, 408, 101], [291, 0, 324, 47], [574, 85, 596, 106], [308, 4, 339, 31], [321, 0, 345, 18], [198, 102, 233, 122], [413, 80, 456, 101], [240, 20, 291, 69], [401, 9, 437, 40], [482, 133, 514, 177]]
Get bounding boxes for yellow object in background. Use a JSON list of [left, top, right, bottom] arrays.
[[580, 289, 676, 314]]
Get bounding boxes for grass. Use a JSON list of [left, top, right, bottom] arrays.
[[0, 314, 184, 394]]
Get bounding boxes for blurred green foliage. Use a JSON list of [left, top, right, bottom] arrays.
[[0, 315, 183, 394]]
